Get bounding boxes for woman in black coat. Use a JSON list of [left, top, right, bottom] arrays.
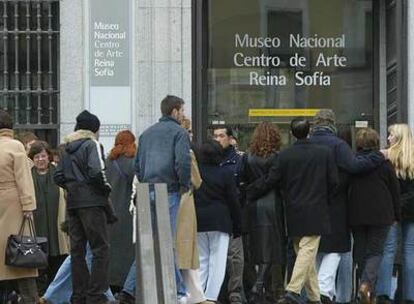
[[242, 122, 286, 302], [194, 140, 241, 303], [105, 130, 136, 289], [348, 128, 400, 304]]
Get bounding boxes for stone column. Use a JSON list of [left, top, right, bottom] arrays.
[[59, 0, 85, 141], [134, 0, 192, 137]]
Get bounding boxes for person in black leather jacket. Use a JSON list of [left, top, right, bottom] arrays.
[[54, 110, 112, 304]]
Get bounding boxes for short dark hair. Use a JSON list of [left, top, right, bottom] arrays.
[[160, 95, 184, 116], [291, 118, 310, 139], [213, 126, 234, 138], [356, 128, 379, 151], [0, 110, 13, 129], [28, 141, 52, 161], [199, 140, 224, 165]]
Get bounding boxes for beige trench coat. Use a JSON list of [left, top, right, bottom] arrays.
[[0, 129, 38, 280], [176, 150, 202, 270]]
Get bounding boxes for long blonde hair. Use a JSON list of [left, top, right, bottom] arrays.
[[388, 124, 414, 179]]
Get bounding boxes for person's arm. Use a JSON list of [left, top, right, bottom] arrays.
[[225, 170, 242, 237], [13, 142, 36, 213], [87, 140, 111, 196], [327, 149, 339, 200], [135, 136, 141, 180], [175, 131, 191, 192], [336, 141, 384, 174], [246, 154, 282, 201], [53, 154, 67, 189], [190, 150, 202, 190], [386, 163, 401, 222]]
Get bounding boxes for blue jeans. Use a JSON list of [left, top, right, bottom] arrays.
[[376, 222, 414, 301], [122, 191, 186, 297], [336, 251, 353, 303], [43, 244, 114, 303]]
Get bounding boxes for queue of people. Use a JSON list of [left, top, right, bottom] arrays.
[[0, 97, 413, 304]]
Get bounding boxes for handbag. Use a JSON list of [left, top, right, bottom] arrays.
[[5, 217, 49, 269]]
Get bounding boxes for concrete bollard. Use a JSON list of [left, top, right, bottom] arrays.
[[135, 183, 177, 304]]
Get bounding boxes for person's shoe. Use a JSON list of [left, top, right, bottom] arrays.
[[229, 294, 243, 304], [376, 296, 391, 304], [358, 283, 371, 304], [178, 295, 188, 304], [117, 291, 135, 304], [278, 292, 305, 304], [38, 297, 48, 304], [320, 295, 333, 304]]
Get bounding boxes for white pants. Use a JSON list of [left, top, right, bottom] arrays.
[[182, 269, 206, 304], [197, 231, 230, 301], [316, 253, 342, 300]]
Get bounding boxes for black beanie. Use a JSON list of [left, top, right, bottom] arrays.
[[74, 110, 100, 133]]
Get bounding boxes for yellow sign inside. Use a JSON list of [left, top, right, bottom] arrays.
[[249, 109, 321, 117]]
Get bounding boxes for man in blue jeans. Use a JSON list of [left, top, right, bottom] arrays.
[[118, 95, 191, 304]]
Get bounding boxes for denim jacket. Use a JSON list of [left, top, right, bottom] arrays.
[[135, 116, 191, 193]]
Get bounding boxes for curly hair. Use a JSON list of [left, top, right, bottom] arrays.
[[249, 122, 281, 158], [108, 130, 137, 160]]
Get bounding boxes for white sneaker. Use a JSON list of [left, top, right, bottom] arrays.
[[178, 295, 188, 304]]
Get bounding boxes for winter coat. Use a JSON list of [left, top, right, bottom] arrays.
[[135, 116, 191, 193], [221, 146, 248, 233], [310, 128, 385, 252], [0, 129, 38, 280], [176, 150, 202, 270], [106, 155, 135, 287], [195, 164, 241, 235], [348, 152, 401, 227], [247, 139, 338, 237], [243, 152, 286, 264], [53, 130, 111, 210], [31, 165, 69, 256], [399, 178, 414, 222]]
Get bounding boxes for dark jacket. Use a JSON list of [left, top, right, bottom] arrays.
[[195, 164, 241, 235], [221, 146, 248, 233], [310, 128, 385, 252], [400, 178, 414, 222], [106, 155, 135, 287], [348, 152, 401, 227], [135, 116, 191, 193], [54, 130, 111, 210], [247, 139, 338, 237]]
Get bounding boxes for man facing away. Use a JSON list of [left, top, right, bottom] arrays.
[[54, 110, 112, 304], [134, 95, 191, 303], [247, 118, 338, 304]]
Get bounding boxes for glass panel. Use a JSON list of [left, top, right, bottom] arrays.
[[206, 0, 374, 148]]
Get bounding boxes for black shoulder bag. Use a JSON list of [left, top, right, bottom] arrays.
[[5, 217, 48, 269]]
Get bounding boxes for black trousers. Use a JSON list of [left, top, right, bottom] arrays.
[[68, 207, 109, 304], [352, 225, 390, 293]]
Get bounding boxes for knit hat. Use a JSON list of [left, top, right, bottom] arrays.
[[313, 109, 336, 126], [74, 110, 100, 133]]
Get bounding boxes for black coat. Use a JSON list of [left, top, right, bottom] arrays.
[[400, 178, 414, 222], [247, 139, 338, 237], [243, 153, 286, 264], [106, 155, 135, 287], [348, 153, 401, 226], [54, 130, 111, 209], [310, 128, 385, 252], [195, 164, 241, 235]]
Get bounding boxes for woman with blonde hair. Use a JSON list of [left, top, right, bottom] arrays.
[[376, 124, 414, 304]]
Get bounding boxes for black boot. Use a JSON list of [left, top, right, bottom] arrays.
[[249, 264, 269, 303], [117, 291, 135, 304], [376, 296, 392, 304]]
